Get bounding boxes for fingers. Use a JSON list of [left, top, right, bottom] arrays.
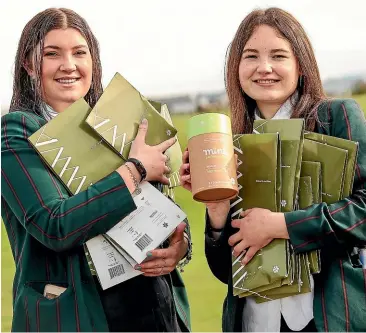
[[157, 137, 177, 153], [179, 163, 190, 177], [231, 218, 242, 229], [135, 118, 148, 143], [146, 247, 171, 259], [234, 154, 238, 168], [160, 175, 170, 185], [182, 149, 189, 164], [240, 209, 253, 218], [169, 222, 186, 244], [241, 246, 259, 265], [137, 257, 172, 270], [232, 240, 248, 257], [228, 231, 242, 247], [164, 165, 171, 175]]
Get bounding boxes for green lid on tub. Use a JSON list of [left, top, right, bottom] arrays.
[[187, 113, 232, 140]]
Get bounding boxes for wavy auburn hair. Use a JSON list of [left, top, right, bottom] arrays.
[[225, 7, 326, 134]]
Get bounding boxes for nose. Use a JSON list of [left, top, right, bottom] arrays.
[[59, 55, 76, 73], [256, 59, 272, 74]]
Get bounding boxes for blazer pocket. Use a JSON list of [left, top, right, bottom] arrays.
[[13, 281, 78, 332]]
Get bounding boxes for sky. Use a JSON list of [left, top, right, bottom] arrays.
[[1, 0, 366, 108]]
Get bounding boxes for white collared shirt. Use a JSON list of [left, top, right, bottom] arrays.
[[242, 93, 314, 332]]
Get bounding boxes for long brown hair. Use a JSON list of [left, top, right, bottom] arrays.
[[226, 7, 326, 134], [10, 8, 103, 116]]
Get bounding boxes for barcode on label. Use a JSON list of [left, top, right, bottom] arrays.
[[108, 264, 125, 279], [135, 233, 153, 251]]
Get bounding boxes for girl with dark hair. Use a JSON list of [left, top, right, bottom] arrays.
[[2, 8, 191, 332], [180, 7, 366, 332]]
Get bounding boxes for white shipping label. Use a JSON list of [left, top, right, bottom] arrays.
[[86, 235, 142, 290], [106, 182, 187, 263]]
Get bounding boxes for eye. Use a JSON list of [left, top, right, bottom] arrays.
[[243, 54, 257, 59], [75, 50, 87, 56], [44, 52, 58, 57], [273, 54, 287, 59]]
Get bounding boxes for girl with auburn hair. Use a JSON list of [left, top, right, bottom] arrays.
[[2, 8, 191, 332], [180, 7, 366, 332]]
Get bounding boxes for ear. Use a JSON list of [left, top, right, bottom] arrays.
[[23, 59, 35, 78]]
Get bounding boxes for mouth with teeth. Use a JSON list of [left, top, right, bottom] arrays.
[[253, 79, 280, 85], [55, 78, 81, 85]]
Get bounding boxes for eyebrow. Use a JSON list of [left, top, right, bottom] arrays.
[[43, 45, 88, 50], [242, 48, 290, 54]]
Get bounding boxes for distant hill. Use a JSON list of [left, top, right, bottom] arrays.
[[323, 74, 366, 96]]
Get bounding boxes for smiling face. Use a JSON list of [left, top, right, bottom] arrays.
[[238, 24, 300, 117], [36, 28, 93, 112]]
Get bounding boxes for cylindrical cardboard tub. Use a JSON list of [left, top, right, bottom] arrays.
[[187, 113, 238, 203]]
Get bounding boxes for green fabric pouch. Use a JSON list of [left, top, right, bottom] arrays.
[[253, 119, 305, 212], [231, 133, 288, 296], [303, 139, 348, 204], [304, 132, 359, 197], [85, 72, 177, 160], [28, 99, 123, 195]]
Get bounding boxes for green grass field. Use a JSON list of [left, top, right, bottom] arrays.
[[2, 94, 366, 332]]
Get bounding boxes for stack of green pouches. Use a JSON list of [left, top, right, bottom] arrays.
[[85, 73, 178, 191], [231, 132, 290, 297], [254, 168, 317, 303], [28, 74, 178, 196], [304, 132, 359, 198], [243, 119, 308, 301], [256, 132, 359, 302]]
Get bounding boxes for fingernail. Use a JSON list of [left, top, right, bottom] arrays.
[[146, 251, 152, 257], [135, 265, 141, 270], [141, 118, 147, 124]]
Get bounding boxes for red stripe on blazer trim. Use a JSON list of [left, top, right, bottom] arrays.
[[329, 200, 353, 215], [18, 114, 127, 218], [2, 199, 18, 259], [29, 213, 108, 241], [70, 257, 81, 332], [44, 167, 64, 199], [287, 215, 321, 227], [24, 112, 43, 127], [1, 170, 27, 216], [339, 260, 350, 332], [5, 116, 128, 221], [355, 164, 362, 182], [346, 217, 366, 231], [294, 229, 334, 249], [22, 115, 64, 199], [288, 200, 355, 228], [7, 147, 126, 218], [341, 103, 352, 140], [321, 286, 329, 332], [50, 185, 126, 218], [5, 164, 106, 243], [8, 147, 53, 214], [21, 115, 31, 147], [6, 146, 126, 240], [327, 100, 332, 125], [24, 295, 30, 332], [36, 297, 41, 332], [3, 116, 10, 148], [56, 298, 61, 332]]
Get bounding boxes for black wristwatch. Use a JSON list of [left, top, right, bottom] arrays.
[[126, 158, 147, 181]]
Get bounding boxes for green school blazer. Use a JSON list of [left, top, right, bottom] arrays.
[[1, 110, 191, 332], [205, 98, 366, 332]]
